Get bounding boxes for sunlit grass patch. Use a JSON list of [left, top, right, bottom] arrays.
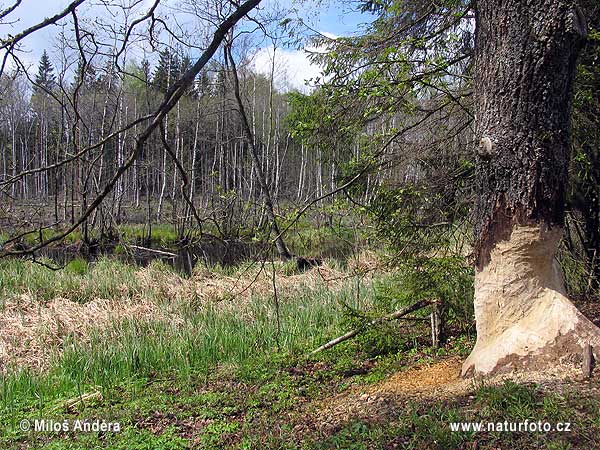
[[118, 223, 179, 247], [0, 257, 142, 303]]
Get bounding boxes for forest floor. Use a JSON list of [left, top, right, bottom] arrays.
[[0, 247, 600, 449]]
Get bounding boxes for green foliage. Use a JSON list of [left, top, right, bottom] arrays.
[[318, 380, 587, 450], [152, 48, 184, 94], [33, 50, 56, 94], [391, 257, 473, 326], [285, 89, 358, 166], [202, 420, 240, 448], [123, 59, 151, 96], [368, 183, 471, 253], [567, 2, 600, 293], [369, 184, 434, 251], [344, 255, 473, 357], [285, 224, 357, 260], [288, 2, 476, 348], [557, 243, 592, 298], [299, 0, 474, 164], [65, 257, 88, 275], [118, 223, 179, 247], [111, 426, 188, 450], [477, 381, 538, 418], [361, 183, 474, 341], [20, 228, 82, 246], [285, 91, 325, 142], [35, 426, 188, 450], [337, 151, 379, 197]]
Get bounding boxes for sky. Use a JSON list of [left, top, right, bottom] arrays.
[[0, 0, 373, 92], [252, 0, 371, 92]]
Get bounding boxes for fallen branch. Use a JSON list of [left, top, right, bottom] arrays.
[[128, 245, 178, 258], [311, 299, 434, 354], [57, 387, 103, 412]]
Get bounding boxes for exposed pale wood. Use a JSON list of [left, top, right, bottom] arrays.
[[128, 245, 177, 258], [431, 302, 443, 348]]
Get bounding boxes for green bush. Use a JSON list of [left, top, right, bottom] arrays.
[[557, 244, 593, 299], [342, 256, 473, 357]]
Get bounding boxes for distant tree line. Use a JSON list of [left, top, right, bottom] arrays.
[[0, 43, 359, 241]]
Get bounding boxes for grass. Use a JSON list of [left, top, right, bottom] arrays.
[[0, 257, 150, 303], [1, 275, 372, 403], [0, 251, 598, 449], [285, 225, 360, 260], [118, 223, 180, 247], [0, 258, 385, 448], [312, 381, 600, 449], [558, 243, 594, 299], [2, 222, 180, 251], [0, 229, 82, 248], [21, 230, 83, 247], [4, 343, 598, 449]]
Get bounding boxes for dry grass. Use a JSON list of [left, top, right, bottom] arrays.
[[0, 252, 380, 373], [0, 294, 172, 373]]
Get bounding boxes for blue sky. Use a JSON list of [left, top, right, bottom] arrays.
[[252, 0, 373, 91], [297, 0, 370, 36], [0, 0, 372, 90]]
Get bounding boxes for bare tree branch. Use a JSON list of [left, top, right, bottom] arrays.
[[1, 0, 263, 258]]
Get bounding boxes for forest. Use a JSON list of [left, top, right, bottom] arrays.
[[0, 0, 599, 448]]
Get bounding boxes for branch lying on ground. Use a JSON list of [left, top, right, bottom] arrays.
[[127, 245, 178, 258], [310, 299, 435, 354]]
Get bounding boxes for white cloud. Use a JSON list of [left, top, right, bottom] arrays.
[[2, 0, 343, 93], [251, 33, 336, 93], [252, 47, 316, 93]]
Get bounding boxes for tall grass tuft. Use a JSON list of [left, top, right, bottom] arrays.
[[0, 257, 142, 303]]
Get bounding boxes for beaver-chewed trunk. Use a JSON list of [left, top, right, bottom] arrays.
[[462, 225, 600, 376], [465, 0, 600, 376]]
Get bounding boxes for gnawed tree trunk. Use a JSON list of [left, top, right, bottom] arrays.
[[463, 0, 600, 376]]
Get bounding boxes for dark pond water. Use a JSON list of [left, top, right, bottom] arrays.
[[39, 237, 270, 276]]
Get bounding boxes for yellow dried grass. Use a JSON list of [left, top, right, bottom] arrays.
[[0, 251, 383, 373], [0, 293, 167, 372]]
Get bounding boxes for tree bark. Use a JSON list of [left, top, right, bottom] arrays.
[[463, 0, 600, 376], [224, 43, 292, 260]]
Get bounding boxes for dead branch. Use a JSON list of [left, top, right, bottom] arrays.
[[127, 245, 177, 257], [0, 0, 87, 76], [159, 121, 206, 231], [224, 41, 292, 260], [310, 299, 434, 354]]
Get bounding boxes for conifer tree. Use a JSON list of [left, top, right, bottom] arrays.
[[34, 50, 56, 93]]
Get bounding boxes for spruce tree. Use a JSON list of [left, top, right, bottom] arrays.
[[34, 50, 56, 93], [152, 48, 180, 93]]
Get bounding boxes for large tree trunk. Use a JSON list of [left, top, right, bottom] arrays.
[[463, 0, 600, 376]]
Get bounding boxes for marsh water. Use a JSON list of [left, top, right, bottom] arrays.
[[40, 237, 269, 276]]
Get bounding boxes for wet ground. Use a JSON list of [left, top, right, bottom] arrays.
[[39, 236, 270, 276]]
